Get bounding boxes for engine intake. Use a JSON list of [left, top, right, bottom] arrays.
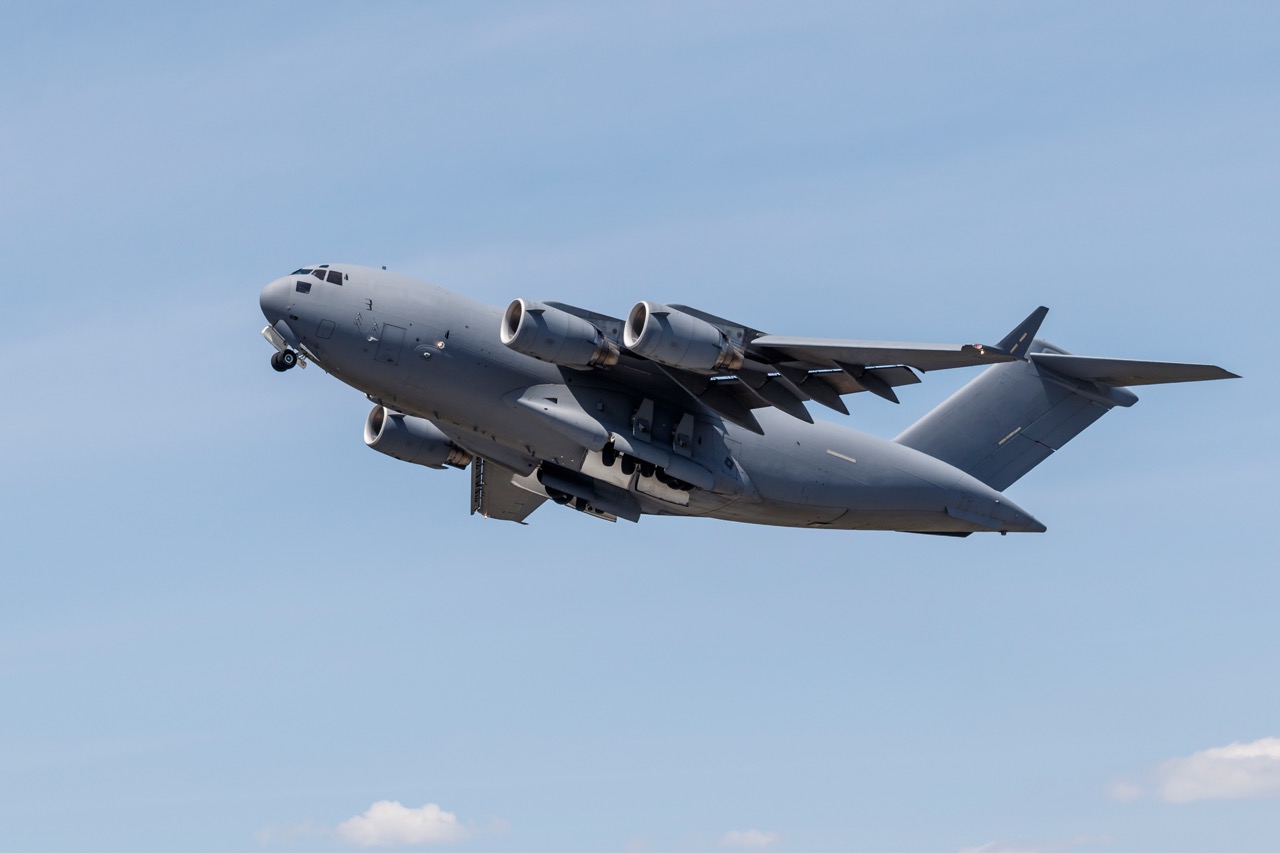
[[364, 405, 472, 469], [500, 299, 619, 367], [623, 302, 744, 372]]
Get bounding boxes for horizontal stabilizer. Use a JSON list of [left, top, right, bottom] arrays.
[[1030, 353, 1240, 387]]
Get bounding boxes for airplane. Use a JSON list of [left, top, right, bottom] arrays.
[[259, 264, 1237, 535]]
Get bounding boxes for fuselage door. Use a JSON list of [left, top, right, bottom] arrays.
[[375, 324, 406, 365]]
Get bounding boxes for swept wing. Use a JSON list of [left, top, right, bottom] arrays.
[[539, 300, 1047, 432]]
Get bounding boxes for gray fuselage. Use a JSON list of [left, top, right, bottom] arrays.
[[259, 264, 1044, 533]]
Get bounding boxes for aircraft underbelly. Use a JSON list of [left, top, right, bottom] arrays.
[[719, 416, 963, 530]]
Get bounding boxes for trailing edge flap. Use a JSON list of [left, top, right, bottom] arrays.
[[471, 458, 546, 523], [1030, 353, 1240, 387], [735, 367, 814, 422], [775, 364, 849, 414], [654, 365, 765, 434], [832, 362, 918, 404]]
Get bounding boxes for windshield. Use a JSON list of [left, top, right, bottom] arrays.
[[291, 266, 344, 284]]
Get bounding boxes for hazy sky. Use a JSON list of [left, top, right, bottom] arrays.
[[2, 3, 1276, 852]]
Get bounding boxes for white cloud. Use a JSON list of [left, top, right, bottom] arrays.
[[1155, 737, 1280, 803], [718, 829, 781, 848], [336, 801, 470, 847]]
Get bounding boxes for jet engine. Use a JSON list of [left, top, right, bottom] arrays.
[[363, 405, 472, 469], [623, 302, 744, 372], [500, 299, 620, 367]]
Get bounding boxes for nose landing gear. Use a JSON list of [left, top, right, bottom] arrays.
[[270, 349, 299, 372]]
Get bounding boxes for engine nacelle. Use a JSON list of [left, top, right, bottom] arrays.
[[623, 302, 744, 372], [500, 299, 620, 367], [363, 405, 472, 469]]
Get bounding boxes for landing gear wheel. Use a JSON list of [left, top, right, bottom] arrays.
[[271, 350, 298, 372]]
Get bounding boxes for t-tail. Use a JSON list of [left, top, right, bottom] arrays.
[[895, 307, 1239, 492]]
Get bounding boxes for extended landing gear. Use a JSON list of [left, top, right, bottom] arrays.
[[270, 349, 298, 372], [598, 441, 695, 491]]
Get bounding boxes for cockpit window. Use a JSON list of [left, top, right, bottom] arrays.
[[290, 265, 342, 284], [295, 280, 312, 294]]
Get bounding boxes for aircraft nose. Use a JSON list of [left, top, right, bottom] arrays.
[[260, 277, 291, 325]]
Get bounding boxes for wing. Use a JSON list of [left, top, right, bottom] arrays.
[[643, 304, 1047, 431], [519, 299, 1048, 433], [748, 337, 1004, 372], [701, 303, 1045, 376]]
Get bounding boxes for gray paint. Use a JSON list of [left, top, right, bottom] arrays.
[[259, 264, 1237, 535]]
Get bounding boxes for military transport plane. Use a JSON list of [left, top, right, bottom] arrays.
[[259, 264, 1236, 534]]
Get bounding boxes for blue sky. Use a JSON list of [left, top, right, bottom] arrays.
[[1, 2, 1276, 852]]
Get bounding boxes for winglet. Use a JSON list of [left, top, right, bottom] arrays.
[[991, 306, 1049, 359]]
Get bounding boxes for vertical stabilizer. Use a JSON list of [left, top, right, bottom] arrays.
[[894, 340, 1134, 491], [895, 337, 1236, 490]]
